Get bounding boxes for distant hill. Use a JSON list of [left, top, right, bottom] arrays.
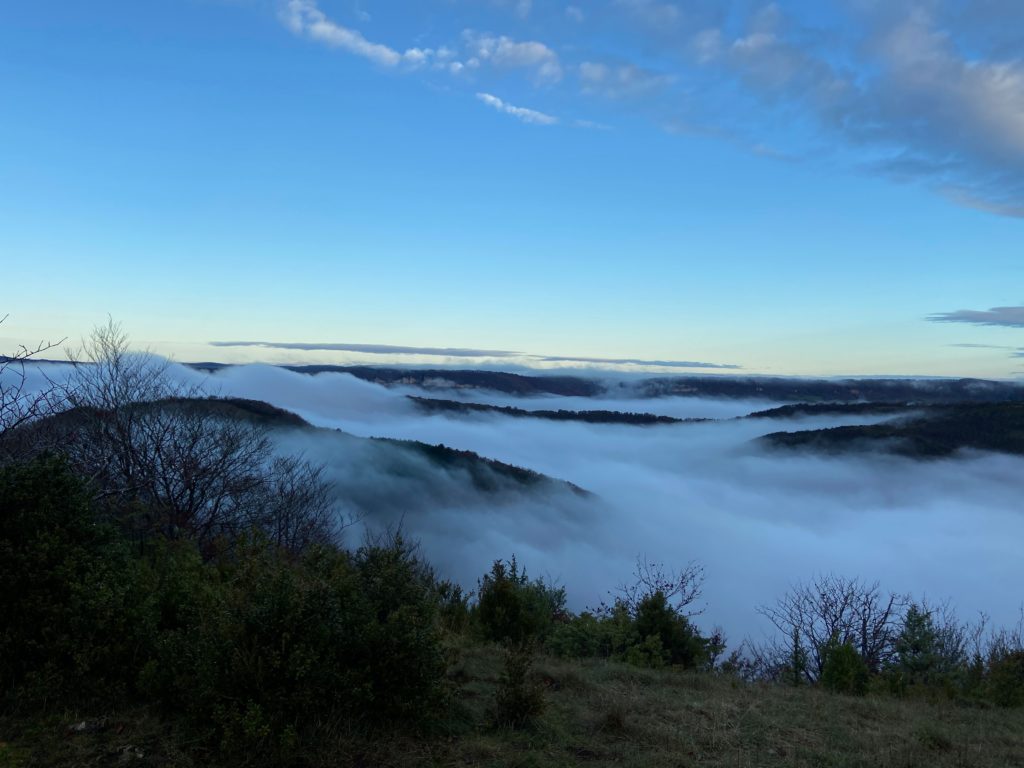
[[760, 402, 1024, 458], [407, 396, 693, 425], [188, 364, 1023, 403], [281, 365, 603, 397], [638, 376, 1024, 404], [744, 402, 919, 419], [370, 437, 588, 495], [18, 396, 587, 497]]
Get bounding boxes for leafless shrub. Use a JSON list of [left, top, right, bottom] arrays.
[[0, 314, 66, 459], [46, 319, 339, 553], [756, 574, 908, 681], [595, 555, 705, 618]]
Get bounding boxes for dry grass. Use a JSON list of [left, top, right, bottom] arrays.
[[4, 644, 1023, 767]]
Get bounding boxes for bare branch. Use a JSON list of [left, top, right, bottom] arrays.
[[0, 315, 67, 457], [756, 574, 908, 681]]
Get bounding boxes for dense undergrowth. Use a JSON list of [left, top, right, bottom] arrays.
[[2, 454, 1024, 767]]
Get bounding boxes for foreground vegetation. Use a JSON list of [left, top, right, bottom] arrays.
[[6, 641, 1024, 768], [3, 450, 1023, 767], [2, 321, 1023, 766]]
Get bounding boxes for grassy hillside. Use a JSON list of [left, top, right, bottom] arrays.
[[5, 643, 1023, 768]]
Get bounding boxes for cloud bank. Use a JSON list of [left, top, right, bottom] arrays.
[[210, 340, 521, 357], [207, 340, 740, 370], [539, 355, 739, 370], [12, 360, 1024, 645], [180, 363, 1024, 645]]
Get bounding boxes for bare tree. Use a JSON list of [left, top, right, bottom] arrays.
[[756, 574, 908, 681], [258, 456, 337, 552], [597, 555, 706, 618], [978, 606, 1024, 663], [0, 314, 65, 457], [52, 319, 338, 553]]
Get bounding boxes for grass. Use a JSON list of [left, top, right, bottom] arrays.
[[3, 642, 1023, 767]]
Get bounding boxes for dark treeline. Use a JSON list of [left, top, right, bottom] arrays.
[[762, 402, 1024, 457], [638, 376, 1024, 403], [278, 365, 602, 397], [408, 395, 693, 425], [188, 363, 1024, 404]]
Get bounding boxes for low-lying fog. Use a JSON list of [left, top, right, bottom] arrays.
[[16, 361, 1024, 645], [204, 364, 1024, 644]]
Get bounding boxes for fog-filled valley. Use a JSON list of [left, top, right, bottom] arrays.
[[15, 358, 1023, 648], [10, 1, 1024, 761]]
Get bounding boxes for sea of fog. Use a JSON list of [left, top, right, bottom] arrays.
[[15, 361, 1024, 646]]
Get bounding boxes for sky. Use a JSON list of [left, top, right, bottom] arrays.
[[1, 0, 1023, 377]]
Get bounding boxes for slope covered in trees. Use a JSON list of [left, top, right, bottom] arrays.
[[761, 402, 1024, 457], [408, 395, 693, 425]]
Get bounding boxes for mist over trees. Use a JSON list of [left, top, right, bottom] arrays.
[[3, 318, 1024, 765], [7, 320, 339, 553], [0, 315, 64, 451]]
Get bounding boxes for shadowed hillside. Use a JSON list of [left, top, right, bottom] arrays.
[[761, 402, 1024, 457], [408, 395, 694, 425]]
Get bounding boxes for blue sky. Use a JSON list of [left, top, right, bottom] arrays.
[[1, 0, 1022, 376]]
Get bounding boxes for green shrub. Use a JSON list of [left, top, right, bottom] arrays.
[[634, 591, 710, 669], [987, 650, 1024, 707], [436, 579, 472, 634], [493, 643, 544, 729], [474, 556, 565, 645], [138, 534, 447, 759], [820, 638, 869, 696], [548, 612, 606, 659], [0, 456, 143, 708], [351, 534, 449, 721], [624, 634, 668, 669]]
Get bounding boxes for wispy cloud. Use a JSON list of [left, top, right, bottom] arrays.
[[928, 306, 1024, 328], [462, 31, 563, 83], [272, 0, 1024, 217], [538, 355, 740, 369], [948, 343, 1019, 349], [579, 61, 674, 99], [280, 0, 429, 67], [208, 341, 739, 370], [476, 92, 558, 125], [210, 341, 521, 357], [686, 3, 1024, 216]]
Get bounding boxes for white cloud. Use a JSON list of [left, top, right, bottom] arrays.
[[869, 8, 1024, 165], [476, 92, 559, 125], [565, 5, 585, 23], [689, 3, 1024, 215], [280, 0, 431, 68], [579, 61, 674, 98], [463, 30, 563, 83], [276, 0, 1024, 217]]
